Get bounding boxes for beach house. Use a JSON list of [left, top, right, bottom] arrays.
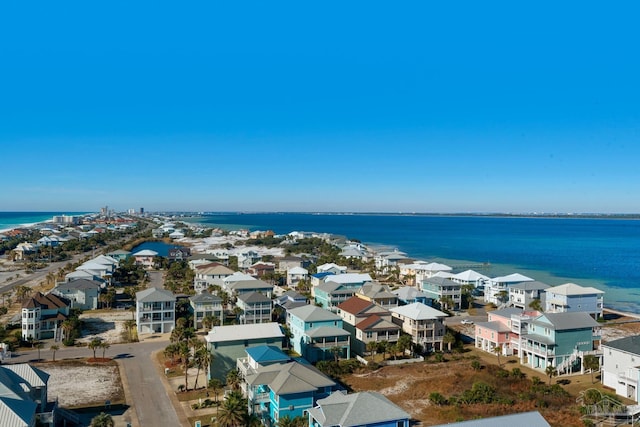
[[21, 292, 70, 341], [421, 276, 462, 310], [544, 282, 605, 319], [237, 291, 272, 324], [135, 287, 176, 334], [287, 305, 351, 363], [205, 323, 284, 381], [50, 279, 101, 311], [601, 335, 640, 401], [509, 280, 550, 310], [520, 312, 601, 374], [0, 363, 57, 427], [389, 302, 448, 352], [132, 249, 158, 269], [484, 273, 534, 306], [287, 266, 309, 287], [308, 390, 411, 427], [189, 291, 223, 330], [474, 307, 524, 356]]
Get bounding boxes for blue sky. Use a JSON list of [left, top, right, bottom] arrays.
[[1, 2, 639, 213]]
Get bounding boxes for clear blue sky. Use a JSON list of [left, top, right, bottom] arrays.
[[1, 2, 639, 213]]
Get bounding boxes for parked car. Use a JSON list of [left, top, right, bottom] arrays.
[[461, 319, 474, 325]]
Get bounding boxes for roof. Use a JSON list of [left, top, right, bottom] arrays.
[[488, 307, 524, 318], [245, 345, 290, 364], [132, 249, 159, 256], [336, 296, 375, 315], [452, 269, 490, 282], [358, 283, 396, 299], [356, 315, 399, 332], [392, 286, 429, 300], [602, 335, 640, 355], [247, 361, 335, 395], [238, 291, 271, 304], [136, 287, 176, 303], [491, 273, 534, 283], [545, 282, 604, 296], [1, 364, 49, 388], [205, 323, 284, 343], [189, 291, 222, 304], [228, 279, 273, 291], [509, 280, 550, 291], [430, 411, 550, 427], [288, 266, 308, 274], [534, 312, 600, 330], [312, 272, 336, 279], [107, 249, 131, 255], [54, 279, 101, 291], [422, 276, 461, 287], [475, 321, 512, 333], [324, 273, 372, 285], [0, 397, 36, 427], [306, 326, 351, 339], [288, 305, 341, 322], [308, 391, 410, 427], [22, 292, 70, 310], [390, 302, 448, 320], [197, 264, 235, 275]]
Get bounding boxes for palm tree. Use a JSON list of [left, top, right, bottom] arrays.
[[89, 338, 102, 360], [528, 298, 543, 312], [377, 340, 389, 361], [208, 378, 222, 405], [493, 345, 503, 367], [366, 341, 377, 359], [216, 390, 247, 427], [90, 412, 114, 427], [546, 364, 558, 385], [100, 342, 111, 359], [584, 354, 600, 384], [443, 332, 456, 352], [178, 342, 191, 391], [164, 343, 179, 366], [202, 315, 215, 331], [226, 368, 242, 391], [193, 344, 209, 390], [50, 345, 59, 362], [61, 319, 75, 342], [124, 319, 136, 342], [36, 342, 44, 361]]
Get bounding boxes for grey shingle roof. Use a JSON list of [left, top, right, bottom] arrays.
[[306, 326, 350, 339], [189, 291, 222, 304], [136, 287, 176, 303], [288, 305, 341, 322], [238, 291, 271, 304], [54, 279, 101, 291], [430, 410, 550, 427], [535, 312, 600, 330], [603, 335, 640, 355], [308, 391, 410, 426]]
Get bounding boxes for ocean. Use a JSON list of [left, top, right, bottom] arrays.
[[0, 211, 87, 232], [187, 213, 640, 313]]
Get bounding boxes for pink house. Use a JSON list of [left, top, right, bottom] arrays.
[[475, 307, 540, 356]]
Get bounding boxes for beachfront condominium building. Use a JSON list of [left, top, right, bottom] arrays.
[[135, 287, 176, 334], [544, 283, 604, 319]]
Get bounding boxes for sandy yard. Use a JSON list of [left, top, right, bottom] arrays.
[[78, 310, 135, 344], [38, 361, 123, 407], [178, 235, 285, 257]]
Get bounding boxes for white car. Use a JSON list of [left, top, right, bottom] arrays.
[[460, 319, 474, 325]]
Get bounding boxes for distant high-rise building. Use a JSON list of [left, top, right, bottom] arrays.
[[100, 206, 108, 216], [52, 215, 80, 225], [128, 208, 136, 215], [139, 207, 144, 214]]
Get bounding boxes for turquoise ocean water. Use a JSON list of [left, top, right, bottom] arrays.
[[187, 213, 640, 313], [0, 212, 81, 232]]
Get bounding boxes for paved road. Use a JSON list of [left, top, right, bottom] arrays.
[[5, 337, 182, 427]]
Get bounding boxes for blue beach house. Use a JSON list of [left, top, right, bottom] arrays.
[[307, 390, 411, 427], [245, 358, 338, 425], [520, 312, 601, 374], [287, 305, 351, 363]]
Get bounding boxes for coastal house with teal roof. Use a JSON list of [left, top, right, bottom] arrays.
[[520, 311, 601, 374], [307, 390, 410, 427], [287, 305, 351, 363]]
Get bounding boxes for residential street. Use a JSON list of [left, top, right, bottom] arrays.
[[6, 336, 184, 427]]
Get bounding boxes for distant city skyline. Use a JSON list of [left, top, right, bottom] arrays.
[[1, 3, 639, 214]]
